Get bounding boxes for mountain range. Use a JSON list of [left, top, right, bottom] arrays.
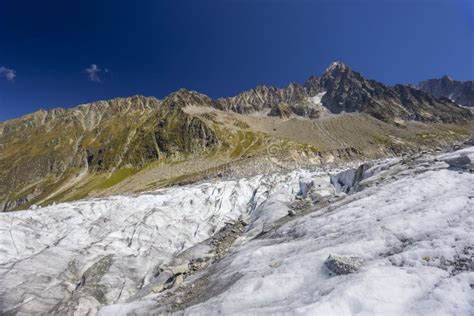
[[415, 75, 474, 107], [0, 61, 472, 212]]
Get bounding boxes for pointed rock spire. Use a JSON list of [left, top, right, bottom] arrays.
[[324, 61, 350, 74], [441, 75, 453, 82]]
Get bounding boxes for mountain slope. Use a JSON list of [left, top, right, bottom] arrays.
[[417, 76, 474, 107], [0, 62, 472, 212], [0, 96, 224, 211]]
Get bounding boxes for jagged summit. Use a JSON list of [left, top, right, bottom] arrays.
[[417, 76, 474, 107], [324, 60, 350, 73], [161, 88, 214, 108], [441, 75, 453, 81]]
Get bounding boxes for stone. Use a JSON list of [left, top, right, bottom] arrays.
[[269, 261, 281, 268], [308, 191, 321, 204], [174, 274, 184, 287], [325, 254, 363, 275], [444, 155, 472, 170], [240, 218, 249, 226], [152, 284, 165, 293], [170, 263, 190, 275]]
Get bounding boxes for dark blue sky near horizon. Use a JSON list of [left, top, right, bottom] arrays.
[[0, 0, 473, 122]]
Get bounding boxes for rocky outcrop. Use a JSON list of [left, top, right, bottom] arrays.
[[216, 84, 311, 117]]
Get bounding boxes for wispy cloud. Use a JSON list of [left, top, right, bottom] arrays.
[[85, 64, 109, 82], [0, 66, 16, 82]]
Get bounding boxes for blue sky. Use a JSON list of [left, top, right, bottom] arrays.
[[0, 0, 473, 121]]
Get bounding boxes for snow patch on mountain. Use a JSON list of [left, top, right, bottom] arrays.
[[311, 91, 326, 106]]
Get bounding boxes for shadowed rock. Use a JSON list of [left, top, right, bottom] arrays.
[[330, 163, 372, 194], [444, 155, 473, 170]]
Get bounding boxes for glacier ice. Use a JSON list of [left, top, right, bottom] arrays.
[[1, 148, 473, 315]]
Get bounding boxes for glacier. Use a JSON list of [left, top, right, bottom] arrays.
[[1, 148, 473, 315]]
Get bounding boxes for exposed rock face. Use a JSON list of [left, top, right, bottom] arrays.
[[214, 61, 472, 123], [325, 254, 363, 275], [316, 62, 379, 114], [306, 62, 471, 123], [216, 84, 312, 117], [0, 96, 220, 211], [417, 76, 474, 107]]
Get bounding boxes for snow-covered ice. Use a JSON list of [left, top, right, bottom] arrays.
[[175, 148, 474, 315], [0, 166, 335, 314], [1, 147, 473, 315], [182, 167, 474, 315]]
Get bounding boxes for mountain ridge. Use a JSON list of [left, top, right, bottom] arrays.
[[415, 75, 474, 107], [2, 61, 471, 125], [1, 61, 473, 212]]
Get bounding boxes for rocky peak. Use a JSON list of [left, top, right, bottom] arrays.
[[321, 61, 363, 82], [305, 62, 472, 122], [417, 76, 474, 107], [253, 85, 277, 93], [441, 75, 453, 82], [324, 60, 349, 73], [161, 89, 214, 108], [315, 62, 377, 114], [304, 61, 355, 95], [213, 61, 471, 122]]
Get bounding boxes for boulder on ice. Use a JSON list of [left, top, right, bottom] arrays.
[[325, 254, 363, 275]]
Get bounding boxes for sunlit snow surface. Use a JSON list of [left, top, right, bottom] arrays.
[[311, 91, 327, 106], [1, 148, 474, 315], [185, 165, 474, 315], [0, 166, 338, 314]]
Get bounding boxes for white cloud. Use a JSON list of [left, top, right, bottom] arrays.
[[0, 66, 16, 81], [85, 64, 106, 82]]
